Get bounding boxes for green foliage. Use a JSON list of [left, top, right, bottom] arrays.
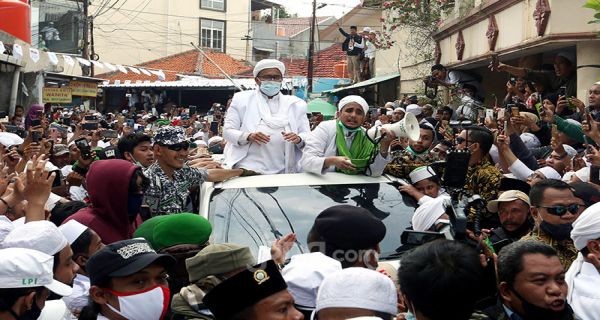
[[584, 0, 600, 27]]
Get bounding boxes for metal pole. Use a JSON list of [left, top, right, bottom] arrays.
[[81, 0, 90, 76], [90, 17, 95, 76], [307, 0, 317, 93], [190, 42, 244, 91], [9, 67, 21, 116]]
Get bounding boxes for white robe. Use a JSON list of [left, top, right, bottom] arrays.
[[566, 253, 600, 320], [223, 89, 310, 173], [300, 120, 390, 176]]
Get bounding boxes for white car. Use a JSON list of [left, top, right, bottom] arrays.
[[199, 172, 413, 264]]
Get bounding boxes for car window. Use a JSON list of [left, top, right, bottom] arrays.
[[208, 182, 414, 260]]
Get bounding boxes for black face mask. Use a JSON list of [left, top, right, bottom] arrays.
[[209, 144, 223, 154], [510, 286, 571, 320], [540, 220, 573, 241]]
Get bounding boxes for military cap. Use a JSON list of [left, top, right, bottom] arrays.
[[154, 126, 186, 145], [204, 260, 288, 319], [185, 243, 256, 283], [133, 213, 212, 251], [313, 205, 386, 250]]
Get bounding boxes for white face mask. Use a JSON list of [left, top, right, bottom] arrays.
[[106, 285, 170, 320]]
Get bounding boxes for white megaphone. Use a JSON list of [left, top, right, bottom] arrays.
[[366, 112, 421, 143]]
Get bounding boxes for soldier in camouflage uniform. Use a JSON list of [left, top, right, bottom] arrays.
[[385, 123, 438, 179], [144, 126, 244, 216]]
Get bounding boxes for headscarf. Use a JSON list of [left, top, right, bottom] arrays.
[[25, 104, 44, 130]]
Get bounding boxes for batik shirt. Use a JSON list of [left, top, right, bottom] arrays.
[[464, 159, 503, 228], [384, 148, 439, 179], [521, 227, 578, 269], [144, 163, 208, 216]]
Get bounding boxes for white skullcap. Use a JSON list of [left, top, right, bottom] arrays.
[[208, 136, 223, 145], [338, 95, 369, 115], [193, 131, 205, 140], [412, 196, 450, 231], [282, 252, 342, 309], [563, 144, 577, 159], [1, 221, 68, 256], [384, 102, 395, 108], [489, 145, 500, 164], [520, 133, 541, 149], [562, 171, 576, 182], [0, 215, 14, 243], [58, 220, 88, 245], [253, 59, 286, 78], [393, 107, 406, 114], [537, 166, 561, 180], [575, 166, 590, 183], [409, 166, 436, 184], [195, 140, 208, 147], [571, 202, 600, 250], [406, 104, 422, 116], [315, 267, 397, 315], [362, 27, 371, 33], [385, 111, 393, 116]]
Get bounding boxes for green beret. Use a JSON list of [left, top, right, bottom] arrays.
[[185, 243, 256, 283], [155, 119, 171, 127], [134, 213, 212, 251]]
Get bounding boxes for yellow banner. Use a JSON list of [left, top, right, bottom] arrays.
[[70, 80, 98, 97], [43, 87, 72, 103]]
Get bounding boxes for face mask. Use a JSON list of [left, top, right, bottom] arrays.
[[337, 120, 362, 133], [539, 220, 573, 241], [15, 300, 42, 320], [510, 286, 569, 320], [127, 194, 144, 220], [259, 81, 281, 97], [404, 311, 417, 320], [208, 144, 223, 154], [106, 285, 170, 320]]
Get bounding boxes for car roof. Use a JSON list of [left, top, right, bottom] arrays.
[[213, 172, 395, 189]]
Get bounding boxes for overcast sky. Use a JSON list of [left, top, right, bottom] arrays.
[[269, 0, 363, 18]]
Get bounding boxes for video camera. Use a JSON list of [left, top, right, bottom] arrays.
[[423, 76, 439, 99]]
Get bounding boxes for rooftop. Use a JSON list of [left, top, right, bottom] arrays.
[[97, 50, 253, 83], [280, 44, 347, 78], [275, 16, 335, 37]]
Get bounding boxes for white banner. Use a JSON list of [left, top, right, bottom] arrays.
[[29, 48, 40, 63], [0, 41, 5, 54], [149, 69, 165, 81], [116, 65, 129, 74], [91, 60, 104, 69], [47, 52, 58, 65], [12, 44, 23, 60], [140, 68, 152, 76], [63, 55, 75, 66], [104, 62, 117, 71], [128, 66, 141, 74], [76, 57, 91, 66]]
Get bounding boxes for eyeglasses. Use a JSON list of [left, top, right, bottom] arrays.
[[163, 142, 190, 151], [538, 204, 580, 216], [257, 75, 283, 81]]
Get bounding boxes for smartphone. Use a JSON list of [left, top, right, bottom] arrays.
[[511, 106, 520, 117], [31, 131, 41, 143], [210, 121, 218, 134], [50, 170, 62, 188], [509, 77, 516, 86], [82, 122, 98, 131], [551, 124, 559, 140], [126, 119, 135, 127], [497, 109, 506, 120], [189, 106, 197, 115], [485, 109, 495, 120], [102, 130, 119, 139], [61, 117, 71, 126], [84, 115, 97, 121], [31, 119, 41, 127], [558, 86, 567, 97], [207, 115, 214, 123], [75, 138, 92, 160]]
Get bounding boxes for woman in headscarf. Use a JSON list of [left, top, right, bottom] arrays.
[[24, 104, 45, 130]]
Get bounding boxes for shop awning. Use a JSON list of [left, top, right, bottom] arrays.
[[323, 72, 400, 94], [44, 72, 106, 83]]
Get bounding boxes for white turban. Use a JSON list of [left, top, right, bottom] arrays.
[[520, 133, 541, 149], [195, 140, 208, 147], [409, 166, 436, 184], [571, 202, 600, 250], [537, 166, 561, 180], [411, 196, 450, 231], [208, 136, 223, 146], [253, 59, 285, 78], [563, 144, 577, 159], [338, 95, 369, 115]]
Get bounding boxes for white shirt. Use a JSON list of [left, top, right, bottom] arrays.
[[364, 40, 376, 59], [63, 274, 90, 314], [566, 254, 600, 320]]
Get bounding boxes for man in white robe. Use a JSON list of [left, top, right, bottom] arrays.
[[300, 95, 395, 176], [223, 59, 310, 174]]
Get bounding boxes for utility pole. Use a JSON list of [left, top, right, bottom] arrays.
[[90, 17, 95, 76], [307, 0, 317, 94], [81, 0, 90, 76]]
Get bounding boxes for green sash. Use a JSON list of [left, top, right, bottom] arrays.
[[335, 121, 377, 174]]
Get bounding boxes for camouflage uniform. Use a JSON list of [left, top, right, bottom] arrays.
[[464, 159, 503, 228], [384, 149, 439, 180], [520, 227, 578, 269]]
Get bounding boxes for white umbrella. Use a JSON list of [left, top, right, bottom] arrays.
[[0, 132, 24, 147]]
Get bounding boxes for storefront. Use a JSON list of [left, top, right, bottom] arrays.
[[42, 72, 105, 110]]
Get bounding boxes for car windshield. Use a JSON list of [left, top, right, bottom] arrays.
[[208, 182, 414, 261]]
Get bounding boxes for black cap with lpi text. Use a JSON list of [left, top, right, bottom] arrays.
[[87, 239, 175, 286]]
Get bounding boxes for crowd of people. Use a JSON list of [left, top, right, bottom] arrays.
[[0, 54, 599, 320]]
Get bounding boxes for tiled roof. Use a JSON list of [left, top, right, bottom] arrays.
[[276, 16, 334, 37], [97, 50, 252, 82], [281, 44, 347, 78]]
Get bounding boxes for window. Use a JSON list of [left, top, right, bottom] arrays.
[[200, 0, 225, 11], [200, 19, 225, 52]]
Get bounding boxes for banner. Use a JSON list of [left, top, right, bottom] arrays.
[[0, 41, 6, 54], [43, 87, 72, 103], [29, 48, 40, 63], [70, 81, 97, 97], [47, 52, 58, 65], [63, 55, 74, 66]]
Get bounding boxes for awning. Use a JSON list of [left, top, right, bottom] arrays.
[[253, 47, 275, 53], [44, 72, 106, 83], [251, 0, 280, 10], [323, 72, 400, 94]]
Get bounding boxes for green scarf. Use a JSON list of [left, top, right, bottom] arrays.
[[335, 121, 377, 174]]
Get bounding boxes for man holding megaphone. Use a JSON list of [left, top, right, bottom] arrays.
[[300, 95, 398, 176]]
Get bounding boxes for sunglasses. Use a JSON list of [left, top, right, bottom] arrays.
[[538, 204, 580, 216], [163, 142, 190, 151]]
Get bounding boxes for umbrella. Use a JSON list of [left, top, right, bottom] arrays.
[[307, 98, 337, 119], [0, 132, 24, 147]]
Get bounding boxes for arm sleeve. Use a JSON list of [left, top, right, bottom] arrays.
[[300, 123, 331, 174], [223, 96, 248, 146], [509, 133, 539, 170], [523, 69, 558, 92], [554, 115, 586, 144], [338, 28, 349, 37], [367, 153, 391, 177], [508, 159, 535, 181], [295, 100, 311, 150], [354, 37, 365, 49], [189, 167, 209, 185]]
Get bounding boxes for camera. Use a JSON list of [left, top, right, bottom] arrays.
[[423, 75, 438, 88]]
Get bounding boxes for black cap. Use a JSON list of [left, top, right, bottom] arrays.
[[571, 182, 600, 208], [499, 177, 531, 195], [204, 260, 287, 319], [313, 205, 386, 250], [87, 239, 175, 286]]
